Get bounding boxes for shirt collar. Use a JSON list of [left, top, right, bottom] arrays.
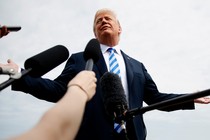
[[100, 44, 122, 56]]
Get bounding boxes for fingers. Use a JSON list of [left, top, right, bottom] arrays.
[[0, 26, 9, 38], [7, 59, 12, 63], [194, 97, 210, 104], [202, 97, 210, 104], [7, 59, 16, 64], [0, 59, 19, 73], [0, 59, 10, 66]]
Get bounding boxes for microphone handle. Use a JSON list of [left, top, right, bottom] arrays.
[[0, 26, 21, 32], [125, 88, 210, 119], [85, 59, 94, 71]]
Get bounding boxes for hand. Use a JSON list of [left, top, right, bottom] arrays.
[[194, 97, 210, 104], [0, 25, 9, 38], [68, 71, 97, 101], [0, 59, 19, 73]]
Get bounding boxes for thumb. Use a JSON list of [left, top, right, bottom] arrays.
[[7, 59, 13, 64]]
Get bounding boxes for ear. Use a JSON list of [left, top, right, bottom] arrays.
[[93, 27, 98, 38], [117, 24, 122, 36], [118, 26, 122, 34], [117, 20, 122, 34]]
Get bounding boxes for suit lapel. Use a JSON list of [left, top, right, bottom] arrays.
[[121, 51, 134, 96], [95, 48, 108, 76]]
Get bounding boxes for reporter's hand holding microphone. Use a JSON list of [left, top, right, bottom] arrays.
[[0, 25, 9, 38], [0, 24, 21, 38]]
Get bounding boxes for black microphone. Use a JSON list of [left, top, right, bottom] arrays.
[[24, 45, 69, 77], [83, 38, 100, 70], [100, 72, 128, 117], [0, 45, 69, 91], [0, 26, 21, 32], [100, 72, 129, 140], [125, 88, 210, 119]]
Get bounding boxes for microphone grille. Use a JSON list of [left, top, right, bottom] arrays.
[[100, 72, 128, 117], [83, 38, 100, 63], [24, 45, 69, 77]]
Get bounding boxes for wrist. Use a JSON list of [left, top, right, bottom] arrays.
[[67, 84, 89, 101]]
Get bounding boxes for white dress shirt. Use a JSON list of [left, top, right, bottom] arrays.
[[100, 44, 129, 101]]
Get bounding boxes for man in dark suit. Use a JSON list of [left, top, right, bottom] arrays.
[[1, 8, 210, 140]]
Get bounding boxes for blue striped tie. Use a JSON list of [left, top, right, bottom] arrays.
[[107, 48, 123, 134], [107, 48, 120, 77]]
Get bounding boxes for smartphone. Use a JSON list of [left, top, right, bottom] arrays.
[[0, 26, 21, 32]]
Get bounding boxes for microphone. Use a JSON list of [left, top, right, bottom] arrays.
[[100, 72, 128, 117], [0, 26, 21, 32], [24, 45, 69, 77], [125, 88, 210, 118], [83, 38, 100, 70], [0, 45, 69, 91], [100, 72, 129, 139]]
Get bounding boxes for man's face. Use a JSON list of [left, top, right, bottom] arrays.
[[93, 10, 121, 40]]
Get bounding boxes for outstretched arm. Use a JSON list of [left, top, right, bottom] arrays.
[[10, 71, 97, 140]]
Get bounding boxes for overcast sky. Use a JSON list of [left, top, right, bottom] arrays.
[[0, 0, 210, 140]]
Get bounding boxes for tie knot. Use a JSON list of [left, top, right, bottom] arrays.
[[107, 48, 115, 53]]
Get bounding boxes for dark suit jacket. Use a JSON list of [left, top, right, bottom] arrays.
[[12, 47, 195, 140]]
